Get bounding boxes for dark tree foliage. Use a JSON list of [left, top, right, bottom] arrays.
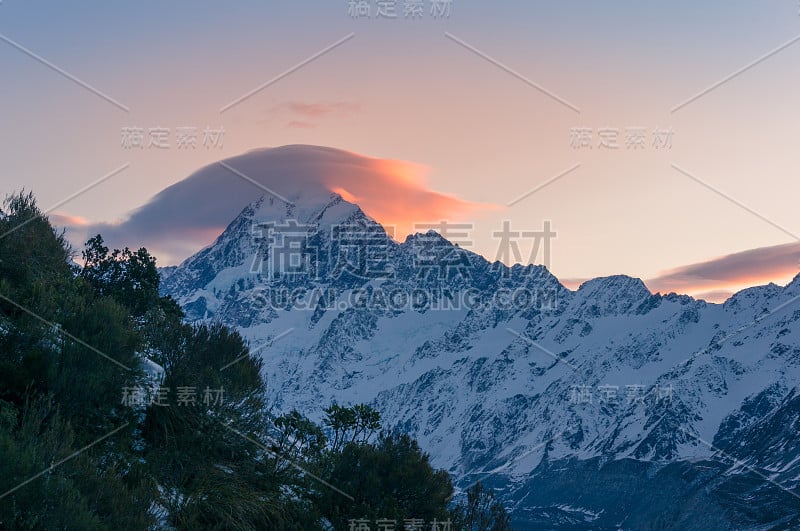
[[0, 398, 153, 530], [0, 193, 143, 442], [0, 193, 153, 529], [317, 430, 455, 530], [451, 481, 514, 531], [324, 402, 382, 452], [80, 233, 180, 319], [138, 319, 297, 530], [0, 192, 514, 531]]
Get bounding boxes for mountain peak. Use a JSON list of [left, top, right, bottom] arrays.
[[401, 229, 455, 246], [248, 190, 372, 231], [577, 274, 649, 295], [575, 275, 653, 315]]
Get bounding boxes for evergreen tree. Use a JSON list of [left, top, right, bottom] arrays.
[[80, 234, 164, 318], [0, 193, 154, 528], [451, 481, 514, 531], [0, 191, 516, 530], [317, 430, 455, 529], [141, 322, 296, 529]]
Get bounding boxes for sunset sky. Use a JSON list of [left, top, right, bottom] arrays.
[[1, 1, 798, 301]]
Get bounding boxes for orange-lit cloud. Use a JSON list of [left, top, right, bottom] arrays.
[[645, 241, 800, 302], [329, 186, 361, 204], [323, 157, 486, 240], [558, 242, 800, 303], [67, 145, 492, 265], [49, 212, 93, 250], [286, 101, 360, 118], [49, 212, 91, 227]]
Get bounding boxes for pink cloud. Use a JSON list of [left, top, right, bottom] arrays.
[[262, 100, 361, 129], [66, 145, 492, 265], [49, 212, 90, 227], [690, 290, 736, 303], [555, 242, 799, 303], [286, 101, 360, 118], [645, 241, 800, 300]]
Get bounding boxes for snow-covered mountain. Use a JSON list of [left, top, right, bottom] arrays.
[[161, 187, 800, 529]]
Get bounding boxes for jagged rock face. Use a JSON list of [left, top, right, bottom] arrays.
[[161, 191, 800, 529]]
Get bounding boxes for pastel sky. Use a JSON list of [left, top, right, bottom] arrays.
[[1, 1, 798, 302]]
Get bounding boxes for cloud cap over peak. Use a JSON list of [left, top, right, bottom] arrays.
[[74, 145, 491, 265]]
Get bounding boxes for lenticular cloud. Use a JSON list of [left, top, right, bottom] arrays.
[[70, 145, 490, 265]]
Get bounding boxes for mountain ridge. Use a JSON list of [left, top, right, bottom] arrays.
[[160, 190, 800, 529]]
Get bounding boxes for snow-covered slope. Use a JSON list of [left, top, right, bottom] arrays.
[[161, 189, 800, 529]]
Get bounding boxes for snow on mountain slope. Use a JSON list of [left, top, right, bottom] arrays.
[[161, 189, 800, 528]]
